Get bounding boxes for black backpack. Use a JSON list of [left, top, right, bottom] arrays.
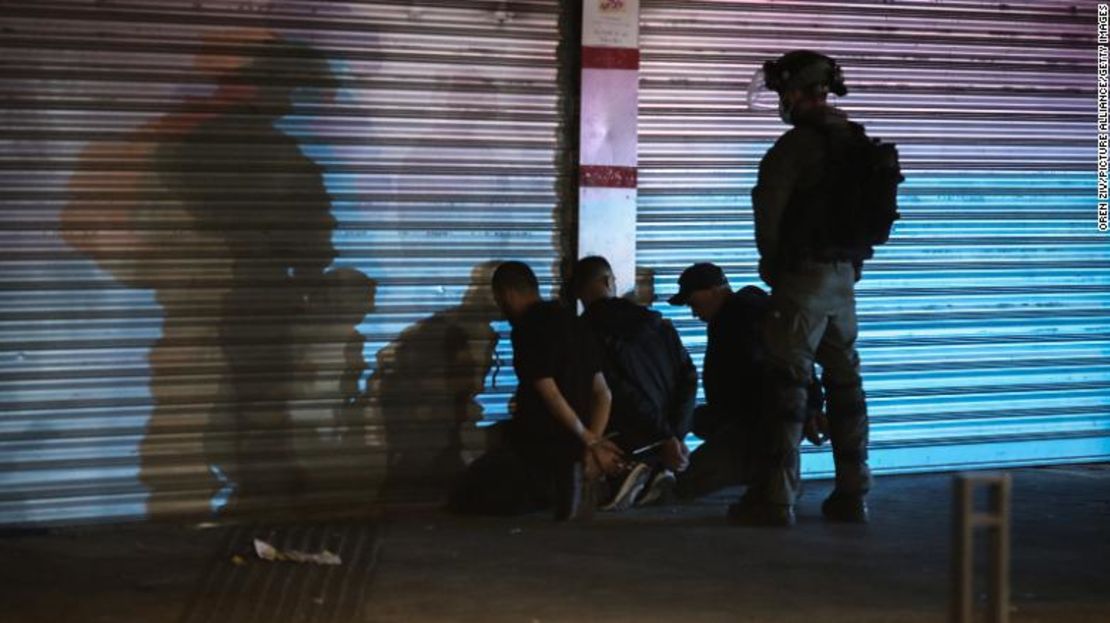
[[784, 121, 904, 263]]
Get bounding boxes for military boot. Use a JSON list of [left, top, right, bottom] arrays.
[[824, 385, 872, 523], [727, 485, 795, 528], [821, 490, 869, 523]]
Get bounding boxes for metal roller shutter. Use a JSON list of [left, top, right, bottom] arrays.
[[0, 0, 566, 525], [637, 1, 1110, 475]]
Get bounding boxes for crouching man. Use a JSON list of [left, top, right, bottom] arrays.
[[448, 261, 623, 520], [572, 256, 698, 508], [668, 263, 824, 524]]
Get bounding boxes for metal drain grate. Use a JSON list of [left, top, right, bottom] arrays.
[[179, 522, 381, 623]]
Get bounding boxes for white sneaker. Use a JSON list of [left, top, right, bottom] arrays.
[[600, 462, 652, 511], [636, 469, 677, 506]]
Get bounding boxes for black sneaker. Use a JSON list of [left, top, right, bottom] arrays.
[[600, 462, 652, 511], [727, 498, 796, 528], [821, 491, 869, 523], [635, 469, 677, 507]]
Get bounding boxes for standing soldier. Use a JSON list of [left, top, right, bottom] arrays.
[[745, 50, 902, 526]]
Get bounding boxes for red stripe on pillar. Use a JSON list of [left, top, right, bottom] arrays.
[[580, 165, 637, 188], [581, 46, 640, 70]]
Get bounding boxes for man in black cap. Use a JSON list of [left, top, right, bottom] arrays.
[[668, 263, 826, 519], [748, 50, 877, 525]]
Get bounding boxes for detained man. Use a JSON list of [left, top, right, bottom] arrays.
[[667, 263, 825, 519], [572, 256, 699, 508], [448, 261, 623, 520]]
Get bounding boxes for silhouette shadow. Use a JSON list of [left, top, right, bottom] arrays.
[[369, 261, 501, 503], [61, 31, 378, 518]]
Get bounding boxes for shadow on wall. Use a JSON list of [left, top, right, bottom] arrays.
[[369, 261, 501, 503], [61, 29, 380, 519]]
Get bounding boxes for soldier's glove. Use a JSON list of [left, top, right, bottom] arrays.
[[803, 411, 829, 446]]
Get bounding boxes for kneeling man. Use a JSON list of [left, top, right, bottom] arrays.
[[448, 261, 622, 520]]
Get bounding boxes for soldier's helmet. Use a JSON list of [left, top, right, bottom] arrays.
[[762, 50, 847, 96]]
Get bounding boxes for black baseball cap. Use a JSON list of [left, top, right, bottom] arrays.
[[668, 263, 729, 305]]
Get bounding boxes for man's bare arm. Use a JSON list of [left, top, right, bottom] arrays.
[[533, 377, 591, 441], [587, 371, 613, 438], [533, 374, 614, 447]]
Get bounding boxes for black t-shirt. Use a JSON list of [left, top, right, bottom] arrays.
[[510, 300, 602, 441]]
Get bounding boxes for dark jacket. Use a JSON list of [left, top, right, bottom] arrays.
[[703, 287, 770, 421], [702, 286, 823, 426], [751, 105, 857, 284], [582, 297, 698, 448]]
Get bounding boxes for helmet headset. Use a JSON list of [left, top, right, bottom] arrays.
[[747, 50, 847, 123]]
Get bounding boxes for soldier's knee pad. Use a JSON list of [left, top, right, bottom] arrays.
[[825, 382, 867, 420], [821, 353, 862, 391], [764, 366, 812, 421], [760, 421, 804, 469]]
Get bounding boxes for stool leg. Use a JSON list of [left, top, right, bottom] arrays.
[[987, 477, 1012, 623], [951, 477, 974, 623]]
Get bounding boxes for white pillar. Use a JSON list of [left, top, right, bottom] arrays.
[[578, 0, 639, 298]]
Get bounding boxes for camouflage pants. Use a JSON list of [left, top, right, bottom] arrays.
[[758, 259, 872, 506]]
